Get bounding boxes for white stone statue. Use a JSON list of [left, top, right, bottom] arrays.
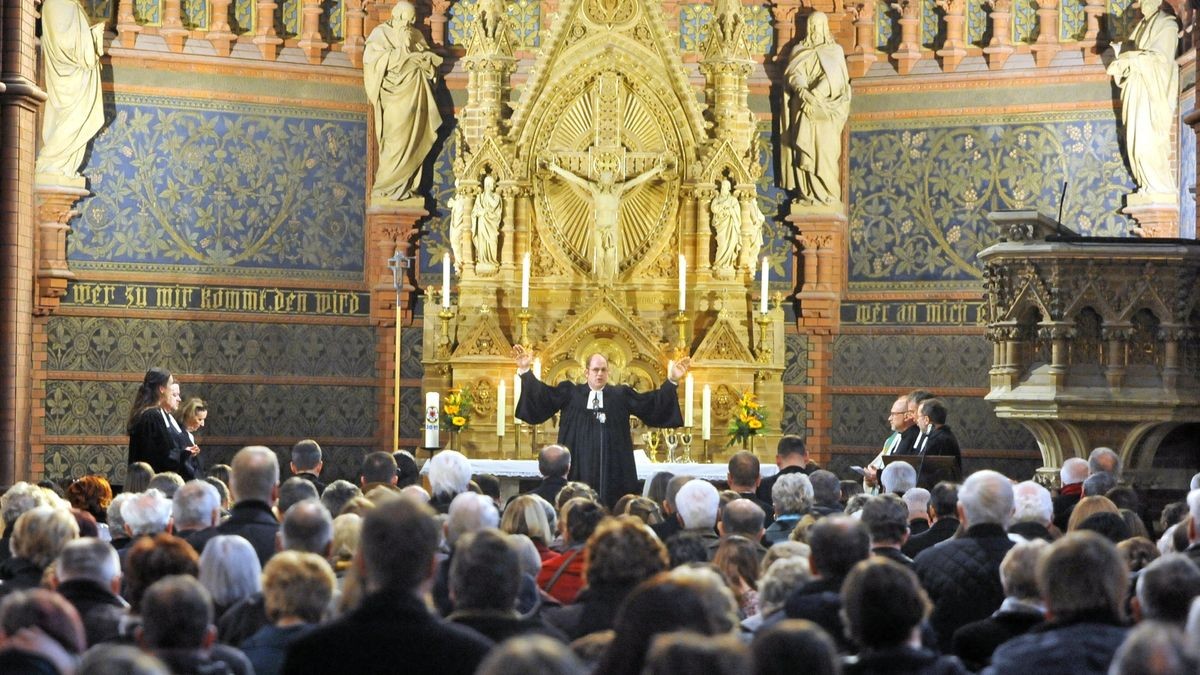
[[447, 187, 469, 272], [1108, 5, 1180, 198], [781, 11, 852, 205], [476, 0, 506, 40], [472, 176, 502, 268], [546, 156, 669, 285], [711, 179, 741, 272], [363, 1, 443, 201], [35, 0, 106, 178], [740, 196, 765, 268]]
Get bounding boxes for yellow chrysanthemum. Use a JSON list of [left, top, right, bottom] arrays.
[[748, 419, 763, 429], [452, 416, 466, 427]]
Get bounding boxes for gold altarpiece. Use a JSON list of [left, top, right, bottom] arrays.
[[420, 0, 786, 459]]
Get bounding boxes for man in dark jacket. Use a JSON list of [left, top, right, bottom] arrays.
[[985, 532, 1128, 675], [288, 439, 326, 494], [190, 445, 280, 566], [529, 444, 570, 505], [912, 399, 962, 487], [283, 497, 492, 675], [757, 435, 820, 510], [915, 470, 1015, 652], [952, 539, 1046, 671], [784, 515, 870, 652], [903, 481, 959, 559], [52, 539, 128, 647], [862, 494, 914, 569]]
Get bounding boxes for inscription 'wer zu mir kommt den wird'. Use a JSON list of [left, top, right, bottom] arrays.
[[66, 282, 369, 317]]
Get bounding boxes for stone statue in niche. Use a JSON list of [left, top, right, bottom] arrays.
[[1107, 3, 1180, 200], [363, 1, 443, 202], [740, 196, 765, 269], [711, 179, 742, 276], [545, 155, 671, 286], [472, 175, 502, 271], [781, 11, 852, 206], [447, 185, 469, 273], [475, 0, 506, 40], [36, 0, 106, 178], [713, 0, 745, 43]]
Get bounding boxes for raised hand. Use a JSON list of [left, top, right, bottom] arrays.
[[671, 357, 693, 382], [512, 344, 533, 371]]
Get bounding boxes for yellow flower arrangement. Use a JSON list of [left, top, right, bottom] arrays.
[[727, 391, 768, 447], [442, 388, 473, 432]]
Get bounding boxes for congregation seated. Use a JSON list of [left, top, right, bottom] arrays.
[[0, 588, 87, 675], [951, 539, 1046, 671], [784, 515, 870, 651], [537, 497, 604, 604], [136, 575, 253, 675], [718, 498, 767, 562], [427, 450, 472, 513], [903, 481, 959, 558], [764, 474, 813, 545], [0, 506, 79, 598], [189, 446, 281, 566], [239, 551, 335, 675], [51, 538, 128, 647], [861, 493, 914, 569]]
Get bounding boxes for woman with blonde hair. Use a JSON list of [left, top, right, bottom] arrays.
[[1067, 495, 1119, 532], [502, 495, 555, 561]]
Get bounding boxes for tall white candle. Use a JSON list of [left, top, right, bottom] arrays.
[[496, 380, 506, 437], [678, 254, 686, 311], [513, 373, 521, 422], [442, 253, 451, 308], [760, 256, 769, 314], [424, 392, 440, 448], [701, 385, 711, 440], [533, 358, 542, 380], [521, 252, 530, 308], [684, 374, 694, 427]]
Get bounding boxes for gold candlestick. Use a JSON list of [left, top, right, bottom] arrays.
[[755, 311, 772, 363], [517, 308, 532, 348], [438, 304, 455, 358], [672, 310, 688, 357]]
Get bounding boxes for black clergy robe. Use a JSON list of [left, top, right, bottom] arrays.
[[516, 370, 683, 507]]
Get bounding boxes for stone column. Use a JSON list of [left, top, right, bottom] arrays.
[[891, 0, 922, 75], [254, 0, 283, 60], [207, 0, 237, 56], [32, 177, 86, 316], [983, 0, 1015, 70], [846, 0, 878, 78], [1030, 0, 1061, 67], [936, 0, 967, 72], [160, 0, 190, 52], [298, 0, 330, 64], [343, 0, 367, 67]]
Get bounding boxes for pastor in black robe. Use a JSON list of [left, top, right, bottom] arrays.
[[515, 370, 683, 507]]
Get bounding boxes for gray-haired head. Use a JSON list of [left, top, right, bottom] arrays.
[[446, 492, 499, 547], [278, 476, 319, 514], [230, 446, 280, 505], [197, 535, 261, 609], [428, 450, 472, 499], [1088, 447, 1121, 478], [172, 480, 220, 531], [319, 480, 362, 517], [1012, 480, 1053, 526], [881, 461, 916, 495], [55, 538, 121, 588], [1083, 471, 1117, 497], [121, 489, 173, 536], [1059, 457, 1089, 486], [772, 473, 814, 516], [281, 499, 334, 555], [958, 470, 1014, 528]]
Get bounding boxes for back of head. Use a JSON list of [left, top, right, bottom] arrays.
[[841, 558, 930, 649], [666, 531, 709, 568], [124, 533, 200, 612], [65, 475, 113, 518], [428, 450, 472, 499], [106, 492, 134, 537], [600, 573, 724, 675], [625, 496, 664, 526], [584, 517, 667, 588], [146, 473, 184, 498], [880, 461, 916, 495], [121, 489, 173, 537], [290, 439, 322, 472], [902, 487, 930, 517], [198, 535, 261, 608], [563, 497, 606, 546], [1012, 480, 1053, 526], [727, 451, 760, 490], [1117, 536, 1160, 573], [662, 475, 694, 513], [474, 474, 501, 502], [538, 444, 571, 479], [261, 551, 336, 625], [206, 464, 232, 488], [1106, 486, 1140, 512], [645, 471, 675, 505], [1110, 621, 1197, 675], [861, 494, 909, 545], [907, 389, 935, 408], [330, 513, 362, 566], [446, 492, 500, 547], [78, 644, 169, 675], [1136, 554, 1200, 624], [675, 480, 719, 530], [361, 497, 440, 592], [393, 451, 419, 488], [644, 632, 749, 675], [1068, 495, 1120, 532], [1038, 531, 1127, 622], [320, 479, 362, 517], [1, 482, 54, 534], [55, 538, 120, 587], [958, 470, 1014, 528], [12, 506, 79, 568], [751, 619, 838, 675], [1188, 489, 1200, 535], [278, 476, 319, 513], [230, 445, 280, 504], [776, 435, 807, 461], [1060, 457, 1089, 486], [501, 495, 552, 543], [721, 498, 765, 538], [1084, 471, 1117, 497], [203, 477, 230, 510], [771, 473, 814, 515], [840, 480, 863, 503], [172, 480, 220, 531], [809, 470, 840, 506], [756, 558, 812, 617], [554, 481, 598, 511], [449, 529, 519, 611], [807, 515, 870, 580], [282, 499, 334, 554], [476, 635, 586, 675], [1077, 511, 1131, 543], [1088, 447, 1122, 478], [125, 463, 155, 494], [360, 451, 398, 485], [0, 587, 86, 655], [999, 539, 1046, 602], [139, 575, 212, 649]]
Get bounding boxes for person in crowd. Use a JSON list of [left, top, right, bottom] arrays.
[[207, 465, 233, 490], [0, 483, 55, 569], [951, 540, 1047, 671], [744, 558, 810, 633], [1132, 553, 1200, 625], [283, 497, 493, 675], [529, 445, 571, 506], [126, 462, 155, 494], [1088, 446, 1122, 478], [78, 644, 169, 675], [808, 471, 843, 519], [644, 471, 674, 506], [665, 531, 709, 568], [1008, 480, 1056, 542], [841, 480, 864, 504], [239, 551, 335, 675], [752, 618, 839, 675], [757, 435, 820, 510], [275, 478, 318, 517], [358, 451, 399, 495], [719, 498, 767, 558], [784, 515, 871, 651], [175, 397, 208, 477], [51, 538, 128, 646], [204, 477, 232, 515], [127, 368, 196, 478], [0, 588, 87, 674], [507, 534, 552, 619], [447, 529, 566, 642], [1118, 508, 1149, 539], [1066, 495, 1119, 531], [545, 516, 667, 640], [649, 475, 693, 542], [1083, 471, 1117, 499], [1076, 511, 1131, 543], [538, 498, 605, 604], [1117, 536, 1160, 573], [727, 451, 772, 518], [915, 469, 1015, 652], [329, 513, 361, 580], [902, 481, 959, 558], [199, 535, 261, 619], [1052, 457, 1088, 531], [502, 495, 556, 561], [172, 480, 221, 553], [880, 460, 916, 496], [66, 475, 113, 527], [1, 506, 79, 597], [393, 450, 419, 489], [146, 472, 184, 499], [643, 631, 749, 675], [475, 634, 586, 675], [903, 488, 931, 536], [841, 558, 968, 674], [288, 440, 325, 493], [624, 496, 664, 526], [318, 480, 361, 518], [427, 449, 473, 513], [764, 473, 813, 545], [106, 492, 136, 552], [431, 492, 500, 615], [910, 398, 962, 485], [1110, 621, 1197, 675], [136, 575, 253, 675], [673, 480, 721, 559], [861, 493, 913, 568], [864, 394, 924, 495], [987, 532, 1129, 675], [123, 533, 200, 613], [190, 446, 281, 565], [714, 535, 761, 618]]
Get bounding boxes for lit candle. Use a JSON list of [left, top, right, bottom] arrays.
[[521, 252, 530, 309], [496, 379, 506, 437], [442, 253, 451, 308], [678, 254, 686, 311], [513, 373, 521, 422], [701, 385, 711, 440], [760, 256, 768, 315], [424, 392, 440, 448], [533, 358, 542, 380], [684, 374, 694, 427]]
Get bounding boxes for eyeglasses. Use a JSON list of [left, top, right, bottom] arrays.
[[887, 411, 906, 416]]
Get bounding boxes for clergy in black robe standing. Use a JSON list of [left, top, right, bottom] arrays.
[[514, 347, 689, 507]]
